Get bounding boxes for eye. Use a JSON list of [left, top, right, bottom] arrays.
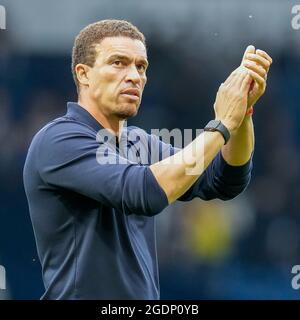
[[113, 60, 122, 66], [136, 64, 146, 72]]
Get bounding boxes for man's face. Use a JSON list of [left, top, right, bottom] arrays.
[[86, 36, 148, 119]]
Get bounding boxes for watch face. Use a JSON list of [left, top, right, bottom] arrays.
[[206, 120, 221, 129]]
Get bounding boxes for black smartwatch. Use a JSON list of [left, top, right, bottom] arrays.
[[204, 120, 230, 145]]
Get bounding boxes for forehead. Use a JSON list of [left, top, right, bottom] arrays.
[[95, 36, 147, 59]]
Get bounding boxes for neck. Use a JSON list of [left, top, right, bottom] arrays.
[[78, 96, 124, 137]]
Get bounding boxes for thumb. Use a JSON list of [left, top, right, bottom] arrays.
[[241, 45, 255, 64]]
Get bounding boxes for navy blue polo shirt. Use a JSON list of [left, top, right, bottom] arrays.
[[23, 102, 252, 300]]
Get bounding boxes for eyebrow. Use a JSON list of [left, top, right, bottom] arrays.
[[107, 54, 149, 67]]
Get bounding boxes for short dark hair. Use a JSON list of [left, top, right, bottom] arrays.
[[71, 19, 146, 94]]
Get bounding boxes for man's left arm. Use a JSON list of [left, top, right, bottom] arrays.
[[179, 46, 272, 201], [221, 113, 254, 166]]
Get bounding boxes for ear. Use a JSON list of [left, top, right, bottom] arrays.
[[75, 64, 91, 87]]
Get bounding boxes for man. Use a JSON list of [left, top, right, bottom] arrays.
[[23, 20, 272, 299]]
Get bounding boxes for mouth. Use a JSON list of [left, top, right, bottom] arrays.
[[120, 88, 140, 101]]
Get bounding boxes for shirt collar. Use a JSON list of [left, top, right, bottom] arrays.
[[65, 102, 137, 144], [66, 102, 104, 132]]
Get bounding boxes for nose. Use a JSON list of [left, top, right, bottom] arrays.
[[125, 65, 141, 85]]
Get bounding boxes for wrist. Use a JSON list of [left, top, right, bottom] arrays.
[[204, 120, 231, 145], [218, 119, 235, 135], [242, 111, 254, 127], [232, 113, 254, 138]]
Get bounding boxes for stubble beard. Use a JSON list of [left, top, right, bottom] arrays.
[[112, 103, 140, 120]]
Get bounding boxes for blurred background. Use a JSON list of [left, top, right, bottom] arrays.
[[0, 0, 300, 299]]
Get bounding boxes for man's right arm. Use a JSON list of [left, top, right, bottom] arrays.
[[37, 122, 168, 217]]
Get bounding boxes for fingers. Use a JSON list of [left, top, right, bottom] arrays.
[[242, 48, 272, 84], [256, 49, 273, 65], [244, 53, 270, 72], [244, 60, 267, 79], [242, 49, 272, 91], [247, 69, 265, 88], [242, 45, 255, 62]]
